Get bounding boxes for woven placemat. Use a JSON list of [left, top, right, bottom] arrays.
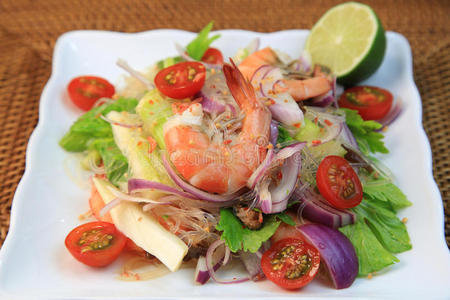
[[0, 0, 449, 247]]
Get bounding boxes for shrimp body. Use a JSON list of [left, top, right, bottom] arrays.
[[163, 62, 271, 194], [239, 47, 332, 101]]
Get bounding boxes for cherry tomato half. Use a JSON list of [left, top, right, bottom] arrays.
[[261, 238, 320, 290], [154, 62, 206, 99], [201, 48, 224, 65], [316, 155, 363, 209], [338, 86, 393, 120], [67, 76, 115, 111], [65, 221, 126, 267]]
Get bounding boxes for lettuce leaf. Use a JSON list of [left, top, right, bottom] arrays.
[[59, 97, 138, 152], [341, 108, 388, 155], [277, 125, 294, 145], [216, 208, 292, 253], [89, 138, 128, 186], [186, 21, 220, 60]]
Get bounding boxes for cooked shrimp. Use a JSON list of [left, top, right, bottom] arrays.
[[163, 62, 271, 194], [239, 47, 332, 101], [238, 47, 279, 80]]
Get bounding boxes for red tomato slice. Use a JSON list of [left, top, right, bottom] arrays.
[[201, 48, 224, 65], [154, 62, 206, 99], [316, 155, 363, 209], [67, 76, 115, 111], [261, 238, 320, 290], [65, 221, 126, 267], [338, 86, 393, 120]]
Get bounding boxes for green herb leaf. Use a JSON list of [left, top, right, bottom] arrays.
[[186, 21, 220, 60], [339, 219, 399, 276], [275, 212, 296, 226], [216, 208, 283, 253], [59, 97, 138, 152], [341, 108, 388, 155]]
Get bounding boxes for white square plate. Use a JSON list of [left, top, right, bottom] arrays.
[[0, 29, 449, 300]]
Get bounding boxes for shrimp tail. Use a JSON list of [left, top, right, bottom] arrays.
[[223, 59, 258, 110]]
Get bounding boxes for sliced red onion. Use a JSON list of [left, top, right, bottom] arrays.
[[205, 240, 249, 284], [292, 186, 356, 228], [258, 142, 305, 213], [194, 256, 221, 285], [239, 250, 265, 281], [106, 186, 172, 205], [270, 120, 279, 145], [258, 180, 272, 214], [339, 123, 360, 150], [298, 52, 312, 73], [269, 155, 301, 213], [377, 98, 403, 130], [99, 197, 122, 217], [297, 224, 358, 289], [251, 66, 304, 127], [116, 59, 155, 90], [175, 43, 222, 70], [199, 73, 238, 116], [247, 148, 274, 189], [100, 114, 143, 129], [308, 91, 334, 107], [162, 153, 242, 202], [128, 178, 199, 200]]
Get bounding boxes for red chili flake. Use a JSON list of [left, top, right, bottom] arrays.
[[314, 117, 319, 124], [277, 171, 283, 180], [223, 139, 232, 145], [137, 141, 143, 147], [148, 99, 154, 105], [258, 213, 263, 223], [149, 111, 154, 115], [324, 119, 333, 126], [293, 123, 301, 128], [210, 84, 216, 89], [311, 140, 322, 145]]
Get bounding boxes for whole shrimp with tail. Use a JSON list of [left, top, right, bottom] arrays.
[[239, 47, 332, 101], [163, 61, 272, 194]]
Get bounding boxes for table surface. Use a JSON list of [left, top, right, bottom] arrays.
[[0, 0, 448, 248]]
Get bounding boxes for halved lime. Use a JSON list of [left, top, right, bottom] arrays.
[[304, 2, 386, 85]]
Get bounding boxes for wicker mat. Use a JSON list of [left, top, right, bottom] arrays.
[[0, 0, 449, 247]]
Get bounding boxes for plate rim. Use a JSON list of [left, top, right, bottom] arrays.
[[0, 28, 448, 299]]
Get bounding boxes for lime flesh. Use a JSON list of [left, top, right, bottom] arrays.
[[305, 2, 386, 85]]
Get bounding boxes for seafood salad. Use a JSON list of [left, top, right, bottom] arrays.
[[61, 22, 411, 291]]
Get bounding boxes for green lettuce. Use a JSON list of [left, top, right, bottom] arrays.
[[89, 138, 128, 186], [216, 208, 293, 253], [59, 97, 138, 152], [342, 108, 388, 155], [186, 21, 220, 60]]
